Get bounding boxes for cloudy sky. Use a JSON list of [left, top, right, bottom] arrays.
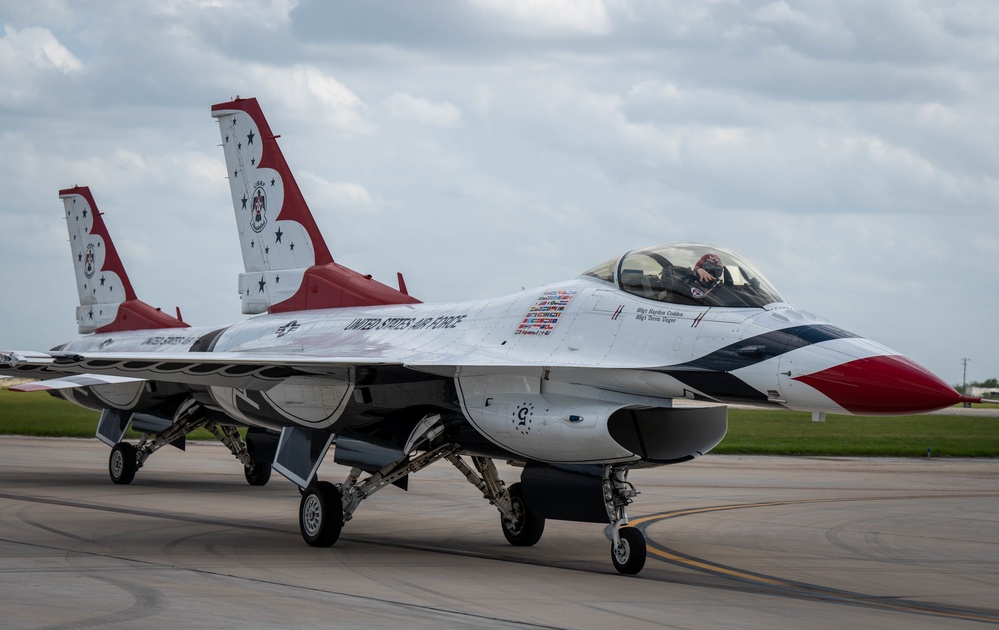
[[1, 0, 996, 386]]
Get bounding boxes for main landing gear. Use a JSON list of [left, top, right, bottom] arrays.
[[109, 442, 137, 485], [106, 399, 270, 487], [500, 482, 545, 546], [291, 417, 646, 574], [299, 481, 343, 547]]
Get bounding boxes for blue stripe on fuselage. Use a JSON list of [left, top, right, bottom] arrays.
[[655, 324, 858, 403]]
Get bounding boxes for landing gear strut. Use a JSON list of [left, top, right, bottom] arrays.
[[285, 415, 647, 574], [104, 399, 269, 486], [292, 415, 540, 553], [605, 465, 646, 575]]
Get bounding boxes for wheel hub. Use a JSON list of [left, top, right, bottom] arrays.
[[614, 538, 630, 563], [302, 495, 322, 536], [504, 501, 525, 535], [110, 451, 123, 478]]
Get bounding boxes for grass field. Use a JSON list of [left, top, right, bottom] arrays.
[[0, 390, 219, 441], [714, 408, 998, 457], [1, 390, 996, 457]]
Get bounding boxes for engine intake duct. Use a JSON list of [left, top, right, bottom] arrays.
[[607, 405, 727, 465]]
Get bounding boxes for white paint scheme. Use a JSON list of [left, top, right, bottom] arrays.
[[11, 374, 145, 391], [212, 106, 317, 313], [61, 191, 126, 333], [237, 268, 307, 313], [454, 369, 665, 463], [208, 376, 354, 431], [10, 270, 926, 443], [0, 98, 969, 576]]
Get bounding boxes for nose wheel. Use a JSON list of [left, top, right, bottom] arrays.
[[611, 526, 646, 575]]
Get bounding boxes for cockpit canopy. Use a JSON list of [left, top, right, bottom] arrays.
[[583, 243, 784, 308]]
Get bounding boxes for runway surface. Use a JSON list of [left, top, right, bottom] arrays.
[[1, 437, 997, 629]]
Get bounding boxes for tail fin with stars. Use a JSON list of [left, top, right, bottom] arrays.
[[210, 97, 419, 315], [59, 186, 189, 334]]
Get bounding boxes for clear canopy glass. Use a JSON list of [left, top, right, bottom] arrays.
[[584, 243, 784, 308]]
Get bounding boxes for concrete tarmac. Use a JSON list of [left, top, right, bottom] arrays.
[[1, 437, 997, 629]]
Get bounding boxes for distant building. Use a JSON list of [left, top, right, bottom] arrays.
[[967, 386, 999, 399]]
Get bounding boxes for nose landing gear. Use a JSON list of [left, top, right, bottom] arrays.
[[611, 526, 646, 575]]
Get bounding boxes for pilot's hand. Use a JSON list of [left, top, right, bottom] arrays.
[[695, 268, 715, 283]]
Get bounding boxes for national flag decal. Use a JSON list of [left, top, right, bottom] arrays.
[[515, 290, 576, 336]]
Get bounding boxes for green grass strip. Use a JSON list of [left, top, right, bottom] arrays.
[[0, 390, 218, 441], [715, 408, 998, 457], [1, 390, 996, 457]]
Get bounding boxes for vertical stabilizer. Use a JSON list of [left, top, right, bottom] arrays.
[[211, 97, 419, 314], [59, 186, 189, 334]]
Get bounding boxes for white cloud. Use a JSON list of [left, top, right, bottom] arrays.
[[384, 92, 463, 129], [627, 80, 680, 101], [470, 0, 613, 35], [0, 24, 81, 72], [0, 25, 81, 106], [248, 64, 373, 133], [153, 0, 297, 24], [299, 171, 374, 207], [1, 2, 998, 385]]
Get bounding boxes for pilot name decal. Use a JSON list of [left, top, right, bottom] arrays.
[[635, 306, 684, 324], [515, 290, 576, 336], [343, 314, 467, 332]]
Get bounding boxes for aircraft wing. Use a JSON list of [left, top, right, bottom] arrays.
[[0, 350, 405, 391], [9, 374, 146, 392], [1, 341, 678, 392]]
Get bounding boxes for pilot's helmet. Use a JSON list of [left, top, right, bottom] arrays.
[[695, 253, 723, 277]]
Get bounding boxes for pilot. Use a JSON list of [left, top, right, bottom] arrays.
[[659, 252, 724, 301], [693, 253, 724, 285]]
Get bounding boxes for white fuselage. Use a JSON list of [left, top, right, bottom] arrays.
[[58, 276, 893, 427]]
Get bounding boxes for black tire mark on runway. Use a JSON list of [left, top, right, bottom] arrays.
[[630, 494, 999, 625], [37, 566, 166, 630], [4, 490, 998, 625], [0, 494, 564, 630], [10, 504, 167, 629]]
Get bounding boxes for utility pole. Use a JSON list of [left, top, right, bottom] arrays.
[[962, 357, 971, 407]]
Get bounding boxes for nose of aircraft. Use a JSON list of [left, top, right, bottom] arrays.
[[792, 354, 971, 415]]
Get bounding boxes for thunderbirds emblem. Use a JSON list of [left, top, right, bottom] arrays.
[[83, 245, 96, 278], [250, 182, 267, 233]]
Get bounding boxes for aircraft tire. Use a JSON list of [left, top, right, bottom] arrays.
[[109, 442, 137, 485], [299, 481, 343, 547], [611, 526, 646, 575], [244, 462, 272, 486], [501, 482, 545, 546]]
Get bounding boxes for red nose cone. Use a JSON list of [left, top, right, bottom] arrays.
[[793, 355, 960, 415]]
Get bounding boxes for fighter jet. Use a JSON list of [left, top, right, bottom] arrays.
[[9, 186, 274, 485], [1, 98, 978, 574]]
